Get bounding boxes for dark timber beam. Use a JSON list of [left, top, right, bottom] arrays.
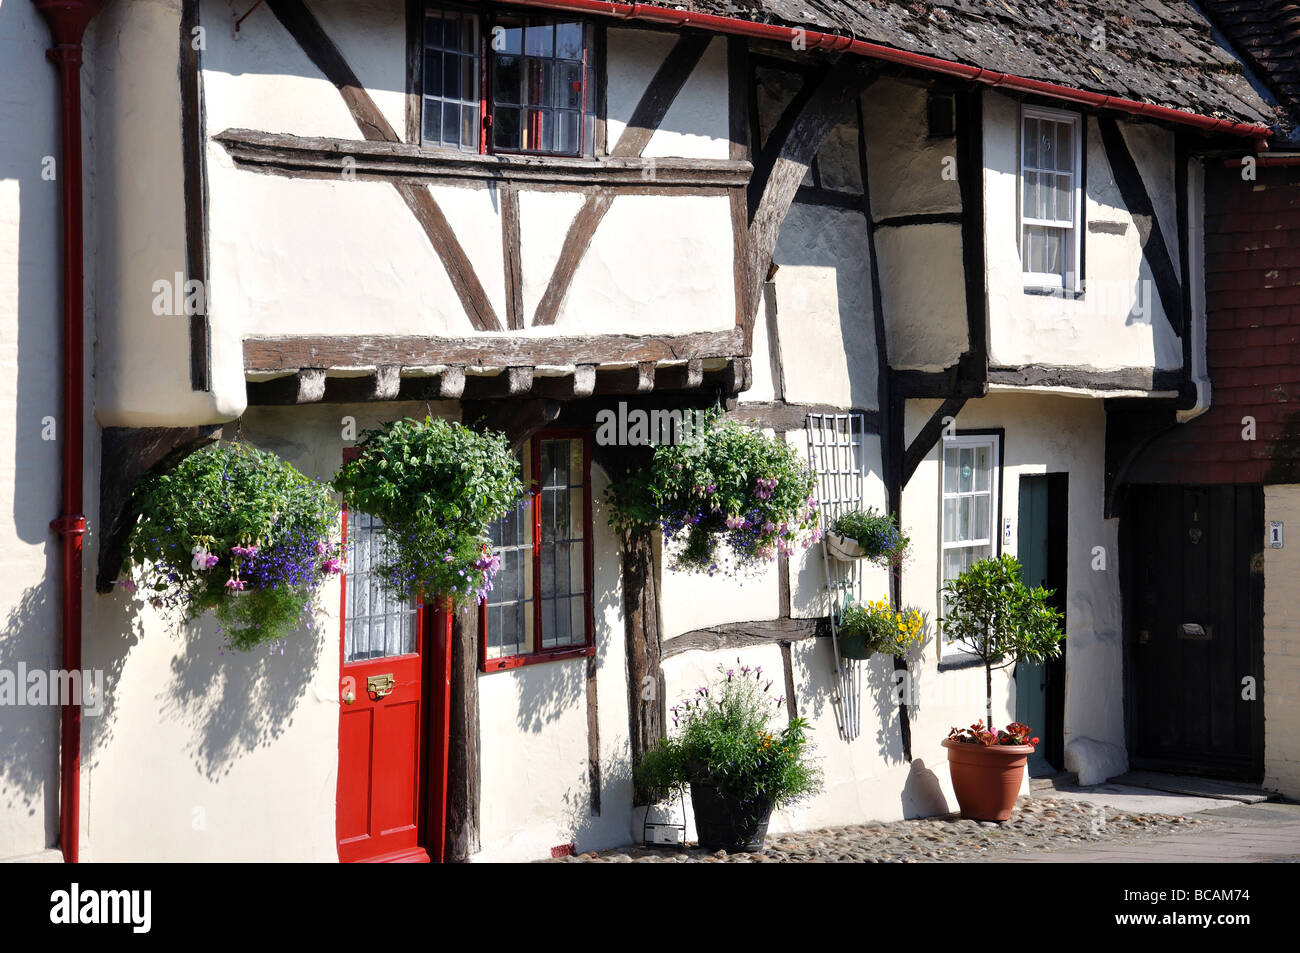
[[96, 425, 224, 592], [745, 59, 874, 346], [214, 128, 750, 189], [661, 618, 832, 659], [180, 0, 210, 391], [902, 396, 969, 488], [955, 87, 989, 390], [243, 329, 745, 373], [1097, 116, 1184, 336]]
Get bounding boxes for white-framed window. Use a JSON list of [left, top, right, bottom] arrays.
[[1020, 105, 1082, 291], [939, 432, 1001, 603]]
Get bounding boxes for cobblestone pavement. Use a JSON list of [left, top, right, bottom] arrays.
[[548, 796, 1224, 863]]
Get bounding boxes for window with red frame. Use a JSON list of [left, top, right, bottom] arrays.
[[481, 432, 594, 671], [420, 6, 597, 157]]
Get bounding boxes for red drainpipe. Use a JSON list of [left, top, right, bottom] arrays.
[[501, 0, 1274, 150], [32, 0, 101, 865]]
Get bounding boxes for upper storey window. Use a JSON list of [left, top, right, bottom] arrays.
[[1020, 106, 1082, 291], [420, 6, 597, 157]]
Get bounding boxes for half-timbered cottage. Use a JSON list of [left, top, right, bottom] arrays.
[[1, 0, 1293, 862]]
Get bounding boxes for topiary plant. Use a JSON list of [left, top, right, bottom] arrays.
[[940, 553, 1065, 727]]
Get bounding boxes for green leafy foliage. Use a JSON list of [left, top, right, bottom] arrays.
[[607, 412, 819, 575], [331, 417, 523, 606], [123, 442, 341, 650], [635, 664, 822, 807], [838, 595, 927, 655], [941, 553, 1065, 725]]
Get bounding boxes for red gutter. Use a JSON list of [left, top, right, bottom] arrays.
[[501, 0, 1274, 150], [32, 0, 101, 865]]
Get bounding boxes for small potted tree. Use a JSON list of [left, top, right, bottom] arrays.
[[939, 554, 1064, 821], [635, 664, 822, 852]]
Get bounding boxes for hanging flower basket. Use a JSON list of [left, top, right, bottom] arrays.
[[331, 417, 523, 606], [826, 508, 909, 567], [122, 442, 342, 650], [824, 531, 867, 561], [836, 597, 927, 660], [607, 411, 821, 577]]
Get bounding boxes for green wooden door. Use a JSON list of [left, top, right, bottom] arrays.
[[1015, 474, 1068, 775]]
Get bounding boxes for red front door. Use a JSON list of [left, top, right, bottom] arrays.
[[337, 508, 443, 863]]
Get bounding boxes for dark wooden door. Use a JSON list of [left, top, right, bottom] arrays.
[[1124, 485, 1264, 780], [1015, 473, 1068, 774]]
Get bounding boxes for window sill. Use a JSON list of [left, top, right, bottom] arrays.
[[937, 650, 985, 672], [215, 128, 752, 190], [481, 643, 594, 673], [1023, 284, 1084, 300]]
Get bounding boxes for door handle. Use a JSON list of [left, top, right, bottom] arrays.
[[1178, 623, 1211, 641], [367, 673, 396, 698]]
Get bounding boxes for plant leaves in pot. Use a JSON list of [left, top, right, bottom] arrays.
[[634, 663, 822, 852], [938, 554, 1064, 821]]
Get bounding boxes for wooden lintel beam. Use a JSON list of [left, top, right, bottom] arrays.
[[243, 329, 745, 374], [661, 617, 831, 659]]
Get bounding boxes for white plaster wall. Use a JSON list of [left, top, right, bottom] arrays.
[[862, 78, 961, 219], [201, 0, 399, 144], [553, 193, 735, 335], [0, 0, 67, 859], [475, 463, 635, 860], [80, 402, 441, 861], [903, 393, 1126, 785], [984, 91, 1183, 374], [1263, 485, 1300, 799], [771, 203, 879, 408], [518, 189, 587, 324], [875, 223, 968, 371], [606, 29, 729, 159], [208, 171, 489, 338], [90, 0, 244, 428]]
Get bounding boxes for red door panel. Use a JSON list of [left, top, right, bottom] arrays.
[[337, 506, 430, 864]]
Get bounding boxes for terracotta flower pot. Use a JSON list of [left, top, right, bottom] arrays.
[[941, 738, 1034, 822]]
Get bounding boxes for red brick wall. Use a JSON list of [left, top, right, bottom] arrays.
[[1127, 162, 1300, 485]]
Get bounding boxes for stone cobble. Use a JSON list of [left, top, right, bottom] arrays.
[[546, 796, 1222, 863]]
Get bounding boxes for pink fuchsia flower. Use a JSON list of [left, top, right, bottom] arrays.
[[725, 514, 747, 530], [231, 544, 259, 559], [322, 558, 342, 575], [204, 553, 219, 569], [225, 578, 247, 591], [119, 578, 137, 594], [315, 541, 328, 556]]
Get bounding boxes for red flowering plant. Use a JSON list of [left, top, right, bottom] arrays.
[[947, 720, 1040, 747]]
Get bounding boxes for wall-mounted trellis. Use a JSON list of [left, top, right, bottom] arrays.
[[806, 412, 868, 742]]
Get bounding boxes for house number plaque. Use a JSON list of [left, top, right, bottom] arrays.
[[1270, 521, 1283, 549]]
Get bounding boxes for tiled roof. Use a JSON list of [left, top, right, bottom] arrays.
[[1201, 0, 1300, 129], [682, 0, 1277, 127]]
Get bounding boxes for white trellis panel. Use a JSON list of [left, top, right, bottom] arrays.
[[806, 412, 868, 742]]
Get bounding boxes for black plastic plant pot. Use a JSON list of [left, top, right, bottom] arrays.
[[689, 781, 775, 852], [836, 630, 876, 660]]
